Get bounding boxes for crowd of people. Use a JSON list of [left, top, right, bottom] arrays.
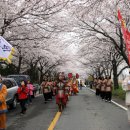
[[93, 76, 113, 102], [0, 72, 80, 129], [1, 72, 130, 129], [17, 80, 34, 115], [41, 73, 79, 110]]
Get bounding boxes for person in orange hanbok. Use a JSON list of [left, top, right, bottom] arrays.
[[65, 73, 73, 100], [0, 76, 8, 130], [76, 73, 79, 92], [72, 76, 79, 95]]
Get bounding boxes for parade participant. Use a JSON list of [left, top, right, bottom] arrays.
[[76, 73, 79, 91], [47, 78, 53, 100], [41, 78, 50, 104], [100, 77, 106, 100], [27, 80, 34, 104], [122, 71, 130, 123], [96, 78, 101, 96], [72, 76, 79, 95], [79, 80, 83, 90], [51, 78, 54, 96], [52, 79, 57, 96], [94, 78, 97, 90], [17, 80, 28, 115], [65, 73, 73, 101], [56, 72, 67, 111], [50, 78, 54, 98], [0, 76, 7, 130], [105, 76, 113, 102]]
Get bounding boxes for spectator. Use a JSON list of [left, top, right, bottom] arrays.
[[122, 71, 130, 123], [27, 81, 34, 104], [105, 76, 113, 102], [79, 80, 83, 90], [17, 81, 28, 115], [100, 77, 106, 100], [0, 76, 8, 130]]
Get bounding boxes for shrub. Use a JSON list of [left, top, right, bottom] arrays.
[[112, 85, 126, 100]]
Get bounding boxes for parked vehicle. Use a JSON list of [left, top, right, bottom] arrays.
[[7, 75, 39, 99], [2, 78, 18, 109], [7, 75, 30, 86]]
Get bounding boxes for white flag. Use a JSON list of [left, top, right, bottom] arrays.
[[0, 36, 15, 63]]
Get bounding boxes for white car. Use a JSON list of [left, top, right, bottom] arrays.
[[2, 78, 18, 109]]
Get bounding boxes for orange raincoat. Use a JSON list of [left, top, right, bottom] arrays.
[[0, 84, 7, 129], [72, 79, 79, 94]]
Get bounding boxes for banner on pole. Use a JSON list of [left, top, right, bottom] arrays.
[[0, 36, 15, 63], [118, 10, 130, 65]]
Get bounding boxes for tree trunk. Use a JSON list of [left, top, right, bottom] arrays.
[[39, 69, 43, 83], [113, 73, 119, 89], [17, 56, 22, 74], [112, 59, 119, 89]]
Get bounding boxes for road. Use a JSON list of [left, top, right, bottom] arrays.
[[55, 88, 130, 130], [6, 88, 130, 130], [7, 95, 57, 130]]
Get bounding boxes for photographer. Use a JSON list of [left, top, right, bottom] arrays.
[[17, 81, 28, 115]]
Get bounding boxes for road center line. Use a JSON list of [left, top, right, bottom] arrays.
[[86, 87, 128, 111], [48, 112, 61, 130]]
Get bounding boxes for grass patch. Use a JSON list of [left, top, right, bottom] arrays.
[[112, 86, 126, 100]]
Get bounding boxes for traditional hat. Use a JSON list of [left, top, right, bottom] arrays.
[[76, 73, 79, 79], [68, 73, 72, 78]]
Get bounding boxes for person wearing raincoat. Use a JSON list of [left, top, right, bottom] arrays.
[[0, 76, 7, 130], [72, 76, 79, 95]]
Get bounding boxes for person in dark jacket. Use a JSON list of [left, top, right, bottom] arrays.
[[17, 80, 28, 115]]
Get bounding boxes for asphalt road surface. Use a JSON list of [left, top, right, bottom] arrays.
[[7, 95, 57, 130], [55, 88, 130, 130], [6, 88, 130, 130]]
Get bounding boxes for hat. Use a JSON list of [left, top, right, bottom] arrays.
[[76, 73, 79, 79], [68, 73, 72, 78]]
